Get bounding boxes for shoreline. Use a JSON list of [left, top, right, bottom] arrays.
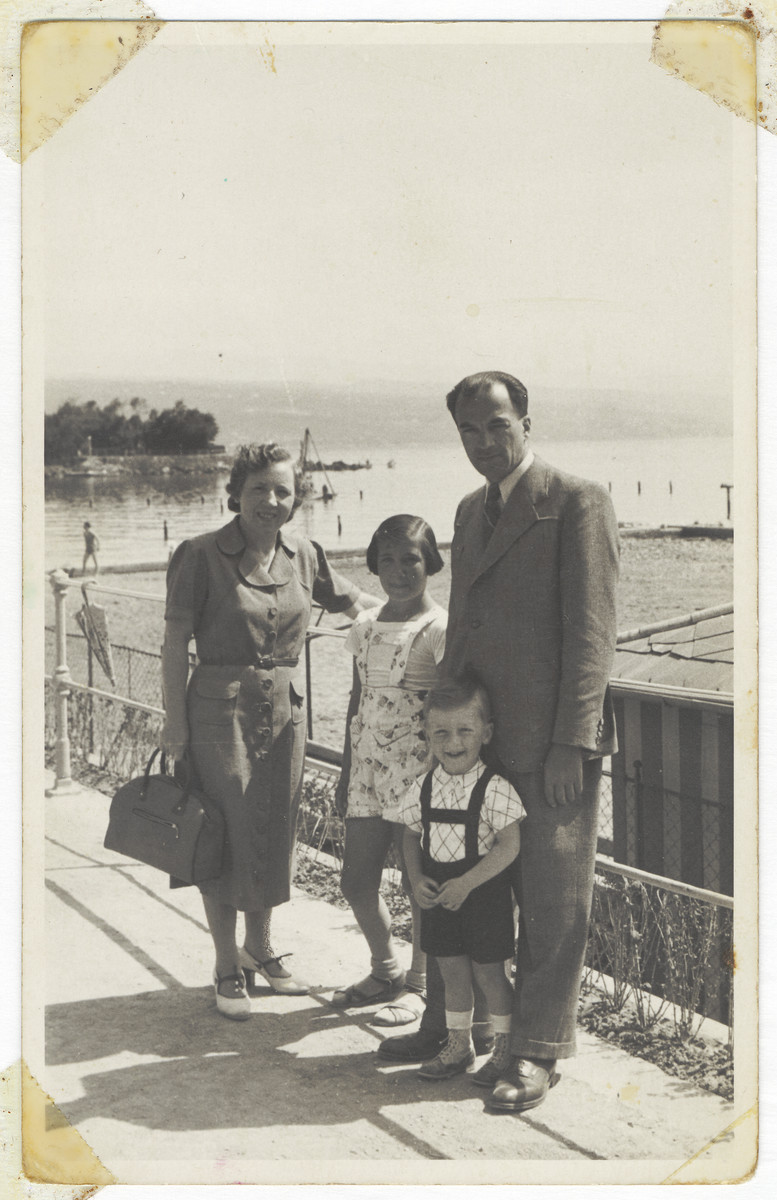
[[45, 453, 232, 479], [45, 453, 372, 479], [54, 525, 733, 578]]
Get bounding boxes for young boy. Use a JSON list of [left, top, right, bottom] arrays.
[[397, 673, 525, 1085]]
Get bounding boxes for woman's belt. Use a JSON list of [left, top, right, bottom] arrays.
[[198, 656, 300, 668]]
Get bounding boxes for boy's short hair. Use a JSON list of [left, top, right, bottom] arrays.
[[423, 671, 492, 725], [365, 513, 444, 576]]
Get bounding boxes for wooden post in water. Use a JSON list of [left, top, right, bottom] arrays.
[[720, 483, 733, 521]]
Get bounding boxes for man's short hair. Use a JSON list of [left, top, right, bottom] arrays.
[[445, 371, 529, 421], [423, 670, 492, 725]]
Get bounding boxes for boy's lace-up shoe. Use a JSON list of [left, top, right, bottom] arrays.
[[471, 1032, 512, 1089], [417, 1039, 476, 1081], [378, 1029, 493, 1062]]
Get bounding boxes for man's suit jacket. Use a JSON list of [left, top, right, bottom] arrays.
[[443, 455, 620, 775]]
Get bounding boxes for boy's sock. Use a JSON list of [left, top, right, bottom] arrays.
[[417, 1008, 476, 1079], [489, 1014, 513, 1070], [443, 1008, 475, 1059]]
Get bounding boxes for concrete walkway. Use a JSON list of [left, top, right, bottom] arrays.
[[36, 774, 736, 1186]]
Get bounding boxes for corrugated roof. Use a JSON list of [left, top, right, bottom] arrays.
[[612, 609, 733, 695]]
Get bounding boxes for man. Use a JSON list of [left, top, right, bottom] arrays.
[[379, 370, 619, 1113]]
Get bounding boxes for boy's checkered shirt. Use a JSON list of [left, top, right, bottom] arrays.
[[397, 760, 526, 862]]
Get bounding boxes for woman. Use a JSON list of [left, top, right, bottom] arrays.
[[160, 443, 374, 1019]]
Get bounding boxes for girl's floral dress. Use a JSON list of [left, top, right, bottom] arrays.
[[344, 605, 447, 821]]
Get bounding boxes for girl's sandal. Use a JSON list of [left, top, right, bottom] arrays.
[[371, 986, 427, 1027], [330, 973, 406, 1009]]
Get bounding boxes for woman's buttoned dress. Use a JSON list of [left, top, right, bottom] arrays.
[[165, 517, 359, 911]]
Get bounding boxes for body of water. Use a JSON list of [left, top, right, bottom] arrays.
[[45, 435, 733, 572]]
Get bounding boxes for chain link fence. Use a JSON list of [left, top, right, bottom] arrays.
[[45, 581, 733, 1039]]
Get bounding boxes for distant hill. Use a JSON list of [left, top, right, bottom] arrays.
[[45, 377, 732, 452]]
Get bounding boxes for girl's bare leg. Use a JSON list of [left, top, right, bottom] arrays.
[[391, 821, 426, 985], [339, 816, 404, 994]]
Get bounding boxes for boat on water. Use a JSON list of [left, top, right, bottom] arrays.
[[299, 428, 371, 475], [298, 429, 338, 502]]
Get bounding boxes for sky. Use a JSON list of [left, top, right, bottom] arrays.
[[34, 20, 747, 422]]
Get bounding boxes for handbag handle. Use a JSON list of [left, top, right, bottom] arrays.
[[141, 747, 167, 792], [141, 747, 198, 816]]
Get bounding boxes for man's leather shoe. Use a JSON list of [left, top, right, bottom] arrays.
[[378, 1029, 493, 1062], [486, 1057, 560, 1112]]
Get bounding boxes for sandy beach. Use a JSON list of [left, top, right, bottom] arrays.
[[46, 535, 732, 749]]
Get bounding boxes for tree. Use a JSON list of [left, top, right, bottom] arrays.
[[142, 401, 219, 454], [44, 401, 97, 464], [44, 397, 220, 464]]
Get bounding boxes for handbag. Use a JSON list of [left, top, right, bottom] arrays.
[[104, 749, 224, 884]]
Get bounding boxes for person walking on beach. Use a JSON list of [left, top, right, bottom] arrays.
[[82, 522, 99, 576], [398, 674, 525, 1085], [333, 515, 447, 1026], [379, 370, 619, 1115]]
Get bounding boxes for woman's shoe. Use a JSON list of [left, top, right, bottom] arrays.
[[212, 968, 250, 1020], [238, 946, 309, 996]]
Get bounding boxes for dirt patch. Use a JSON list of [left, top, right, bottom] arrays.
[[578, 994, 733, 1100]]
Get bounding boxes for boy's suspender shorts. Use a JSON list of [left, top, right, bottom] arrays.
[[419, 768, 516, 963]]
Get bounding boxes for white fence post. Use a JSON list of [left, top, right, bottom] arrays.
[[45, 569, 80, 795]]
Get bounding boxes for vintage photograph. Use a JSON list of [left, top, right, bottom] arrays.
[[22, 16, 757, 1186]]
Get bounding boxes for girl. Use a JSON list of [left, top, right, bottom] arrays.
[[332, 515, 447, 1025]]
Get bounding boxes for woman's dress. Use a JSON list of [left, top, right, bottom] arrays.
[[165, 516, 358, 910]]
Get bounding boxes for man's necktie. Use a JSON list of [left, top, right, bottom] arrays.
[[484, 481, 503, 532]]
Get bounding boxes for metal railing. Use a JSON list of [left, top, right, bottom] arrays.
[[44, 570, 734, 1030]]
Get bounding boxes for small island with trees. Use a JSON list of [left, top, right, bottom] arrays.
[[45, 396, 229, 477]]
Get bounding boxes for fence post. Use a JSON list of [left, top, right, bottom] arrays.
[[305, 634, 314, 739], [87, 634, 95, 758], [45, 569, 81, 795]]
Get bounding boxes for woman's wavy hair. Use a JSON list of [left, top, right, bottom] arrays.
[[365, 514, 444, 576], [226, 443, 305, 519]]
